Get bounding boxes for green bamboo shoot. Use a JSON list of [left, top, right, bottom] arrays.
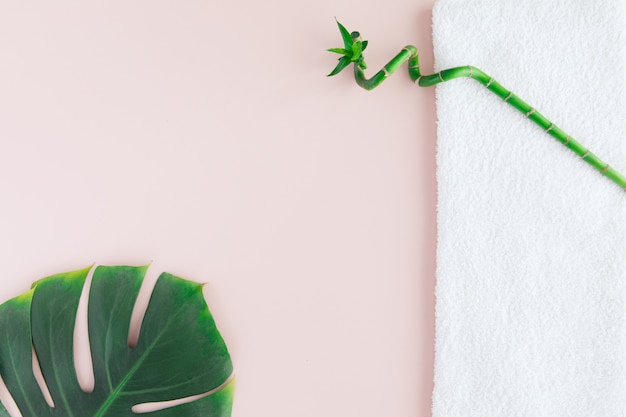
[[327, 21, 626, 191]]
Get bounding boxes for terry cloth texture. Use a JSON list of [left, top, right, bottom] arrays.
[[432, 0, 626, 416]]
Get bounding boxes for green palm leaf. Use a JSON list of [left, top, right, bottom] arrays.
[[0, 265, 234, 416]]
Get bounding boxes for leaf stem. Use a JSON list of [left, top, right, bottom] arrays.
[[351, 40, 626, 191]]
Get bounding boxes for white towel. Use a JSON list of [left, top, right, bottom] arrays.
[[432, 0, 626, 416]]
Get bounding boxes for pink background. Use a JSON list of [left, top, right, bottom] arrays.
[[0, 0, 437, 416]]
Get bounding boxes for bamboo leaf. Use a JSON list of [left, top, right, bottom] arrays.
[[327, 48, 350, 55], [362, 40, 368, 51], [327, 55, 352, 76], [351, 41, 363, 60], [335, 19, 353, 49]]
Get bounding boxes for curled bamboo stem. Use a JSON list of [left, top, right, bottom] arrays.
[[344, 33, 626, 191]]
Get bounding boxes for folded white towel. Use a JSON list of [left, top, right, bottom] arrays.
[[432, 0, 626, 415]]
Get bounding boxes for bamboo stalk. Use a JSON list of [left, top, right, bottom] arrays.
[[335, 29, 626, 191]]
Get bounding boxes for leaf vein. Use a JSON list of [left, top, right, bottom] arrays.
[[94, 302, 188, 417]]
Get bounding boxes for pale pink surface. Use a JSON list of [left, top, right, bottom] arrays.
[[0, 0, 437, 416]]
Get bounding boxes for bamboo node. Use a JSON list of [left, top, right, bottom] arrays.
[[402, 46, 417, 57], [438, 71, 445, 82], [504, 92, 513, 102], [545, 124, 554, 133], [526, 108, 535, 117], [581, 150, 590, 159], [564, 135, 571, 145], [602, 164, 611, 174], [486, 78, 494, 87], [468, 65, 473, 78]]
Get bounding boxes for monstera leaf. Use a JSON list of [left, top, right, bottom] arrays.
[[0, 265, 234, 416]]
